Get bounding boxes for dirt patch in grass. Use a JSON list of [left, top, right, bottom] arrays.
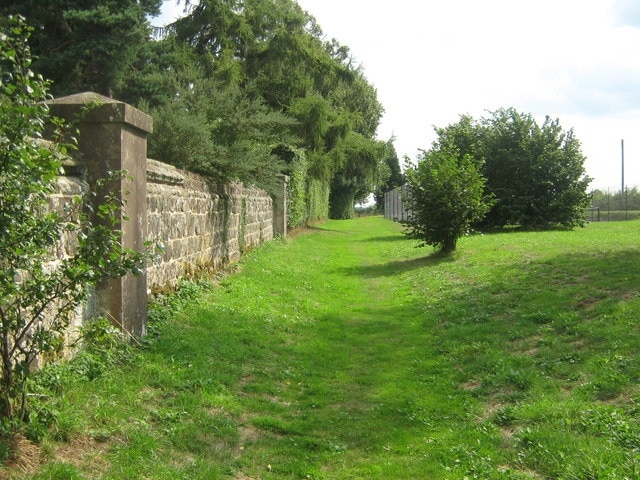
[[509, 335, 544, 356], [263, 394, 291, 407], [234, 473, 259, 480], [479, 398, 504, 421], [0, 434, 42, 479], [54, 434, 110, 473], [208, 406, 228, 416], [461, 380, 482, 391], [576, 296, 599, 309], [238, 421, 262, 446], [235, 424, 262, 461]]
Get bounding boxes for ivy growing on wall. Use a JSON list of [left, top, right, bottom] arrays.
[[276, 145, 331, 229], [285, 148, 309, 229], [307, 178, 330, 224]]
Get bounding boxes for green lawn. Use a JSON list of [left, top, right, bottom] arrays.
[[5, 216, 640, 479]]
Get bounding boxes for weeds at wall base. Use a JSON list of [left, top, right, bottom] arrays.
[[0, 317, 137, 473]]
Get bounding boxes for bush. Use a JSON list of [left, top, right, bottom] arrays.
[[0, 16, 146, 426], [403, 149, 492, 253]]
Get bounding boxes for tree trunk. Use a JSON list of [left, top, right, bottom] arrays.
[[0, 332, 14, 422], [329, 188, 355, 220], [441, 236, 457, 254]]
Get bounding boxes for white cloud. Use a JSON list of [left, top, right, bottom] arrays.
[[296, 0, 640, 190]]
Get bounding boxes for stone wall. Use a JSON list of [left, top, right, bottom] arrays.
[[146, 160, 273, 289], [49, 175, 86, 263], [47, 173, 92, 334], [45, 92, 284, 336], [45, 158, 275, 332]]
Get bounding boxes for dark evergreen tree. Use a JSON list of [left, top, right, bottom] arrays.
[[146, 72, 297, 191], [0, 0, 162, 97]]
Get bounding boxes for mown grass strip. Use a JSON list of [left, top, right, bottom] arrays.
[[7, 217, 640, 479]]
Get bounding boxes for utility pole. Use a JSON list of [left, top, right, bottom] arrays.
[[622, 139, 628, 219], [621, 139, 625, 195]]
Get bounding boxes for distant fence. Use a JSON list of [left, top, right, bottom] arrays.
[[384, 185, 412, 222], [586, 208, 640, 221], [589, 186, 640, 221]]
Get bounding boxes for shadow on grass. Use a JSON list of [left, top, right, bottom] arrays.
[[113, 247, 640, 478], [362, 235, 408, 243], [536, 249, 640, 299], [306, 225, 346, 234], [340, 252, 454, 278]]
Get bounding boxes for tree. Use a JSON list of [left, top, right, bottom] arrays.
[[480, 108, 591, 228], [0, 16, 146, 424], [328, 68, 383, 139], [145, 71, 297, 192], [169, 0, 384, 216], [403, 148, 492, 253], [12, 0, 385, 220], [432, 114, 483, 165], [0, 0, 162, 97], [590, 187, 640, 212], [427, 110, 592, 229], [328, 133, 385, 219], [118, 35, 202, 109]]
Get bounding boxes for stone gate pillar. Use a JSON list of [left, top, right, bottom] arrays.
[[47, 92, 152, 337]]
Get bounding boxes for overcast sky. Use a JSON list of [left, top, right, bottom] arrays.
[[155, 0, 640, 191]]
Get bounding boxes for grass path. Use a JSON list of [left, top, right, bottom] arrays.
[[11, 216, 640, 479], [205, 219, 453, 478]]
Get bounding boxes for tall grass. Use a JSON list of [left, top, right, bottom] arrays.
[[4, 217, 640, 479]]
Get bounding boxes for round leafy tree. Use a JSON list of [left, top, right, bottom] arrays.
[[403, 149, 492, 253]]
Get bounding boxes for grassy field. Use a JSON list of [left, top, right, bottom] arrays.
[[4, 216, 640, 479]]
